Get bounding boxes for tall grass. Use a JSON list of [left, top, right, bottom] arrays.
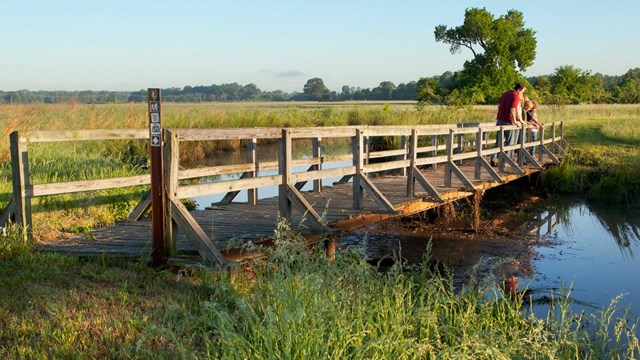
[[0, 219, 637, 358], [1, 102, 639, 236]]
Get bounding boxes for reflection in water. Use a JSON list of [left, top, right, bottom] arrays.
[[539, 198, 640, 258], [525, 196, 640, 318]]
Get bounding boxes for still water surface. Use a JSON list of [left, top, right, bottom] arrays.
[[525, 197, 640, 318]]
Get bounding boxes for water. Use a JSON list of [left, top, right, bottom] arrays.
[[192, 142, 353, 209], [525, 197, 640, 318]]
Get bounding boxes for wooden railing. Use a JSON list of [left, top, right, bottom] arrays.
[[0, 122, 569, 266]]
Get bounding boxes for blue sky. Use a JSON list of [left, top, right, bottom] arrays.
[[2, 1, 638, 92]]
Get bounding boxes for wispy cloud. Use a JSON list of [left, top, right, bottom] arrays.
[[276, 70, 305, 78]]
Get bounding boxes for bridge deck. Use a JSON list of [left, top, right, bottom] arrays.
[[36, 160, 546, 259]]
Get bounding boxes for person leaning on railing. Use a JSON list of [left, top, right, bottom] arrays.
[[524, 99, 544, 157], [491, 83, 525, 167]]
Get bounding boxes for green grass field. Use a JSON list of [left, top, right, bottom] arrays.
[[0, 102, 639, 358]]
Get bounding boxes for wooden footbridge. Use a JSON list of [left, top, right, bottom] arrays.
[[1, 121, 569, 268]]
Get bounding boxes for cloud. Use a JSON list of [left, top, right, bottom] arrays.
[[276, 70, 305, 78]]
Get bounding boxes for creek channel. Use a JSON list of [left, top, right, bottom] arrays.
[[191, 144, 640, 319]]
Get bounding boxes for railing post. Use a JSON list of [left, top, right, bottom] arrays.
[[9, 131, 31, 241], [551, 123, 557, 155], [518, 126, 526, 167], [538, 125, 545, 163], [475, 127, 483, 180], [431, 135, 438, 170], [148, 88, 166, 266], [353, 129, 364, 209], [444, 129, 454, 187], [406, 129, 417, 196], [246, 138, 258, 204], [399, 135, 407, 176], [163, 129, 179, 258], [279, 129, 292, 218], [498, 127, 505, 172], [312, 137, 322, 193]]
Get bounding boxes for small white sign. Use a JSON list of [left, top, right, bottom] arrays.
[[150, 123, 161, 135], [150, 102, 160, 113], [151, 135, 161, 147], [151, 113, 160, 123]]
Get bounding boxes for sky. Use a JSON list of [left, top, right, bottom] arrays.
[[2, 1, 639, 93]]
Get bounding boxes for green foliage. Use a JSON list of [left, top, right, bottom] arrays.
[[303, 77, 330, 101], [435, 8, 537, 104]]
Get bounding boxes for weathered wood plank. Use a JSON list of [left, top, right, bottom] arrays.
[[175, 127, 281, 141], [127, 191, 151, 221], [287, 184, 326, 232], [30, 175, 150, 197], [10, 132, 31, 240], [176, 175, 282, 199], [170, 200, 225, 267]]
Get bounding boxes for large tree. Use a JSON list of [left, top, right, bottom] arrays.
[[432, 7, 537, 104], [303, 78, 330, 101]]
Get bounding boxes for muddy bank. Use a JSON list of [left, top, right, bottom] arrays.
[[339, 187, 555, 287]]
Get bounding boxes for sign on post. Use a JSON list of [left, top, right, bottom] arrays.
[[147, 88, 165, 266]]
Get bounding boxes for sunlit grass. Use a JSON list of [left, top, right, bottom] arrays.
[[0, 219, 637, 358]]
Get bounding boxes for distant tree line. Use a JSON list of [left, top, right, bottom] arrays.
[[1, 67, 638, 106]]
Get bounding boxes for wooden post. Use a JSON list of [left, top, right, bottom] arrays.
[[431, 135, 438, 170], [279, 129, 292, 218], [498, 127, 505, 172], [163, 129, 179, 258], [147, 88, 165, 267], [353, 129, 364, 209], [312, 137, 322, 193], [551, 123, 557, 156], [399, 135, 407, 176], [444, 129, 454, 187], [518, 126, 526, 167], [538, 125, 545, 163], [246, 138, 258, 204], [406, 129, 417, 196], [9, 131, 31, 240], [475, 128, 483, 180]]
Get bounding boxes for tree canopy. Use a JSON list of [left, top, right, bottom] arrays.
[[303, 78, 330, 101], [428, 7, 537, 105]]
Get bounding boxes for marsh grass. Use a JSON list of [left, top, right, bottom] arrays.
[[2, 102, 639, 236], [0, 219, 637, 358]]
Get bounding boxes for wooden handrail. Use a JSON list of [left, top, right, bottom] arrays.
[[2, 122, 569, 241]]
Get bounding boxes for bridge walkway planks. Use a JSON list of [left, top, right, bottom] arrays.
[[35, 159, 548, 259]]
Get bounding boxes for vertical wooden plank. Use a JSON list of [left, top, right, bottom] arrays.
[[148, 88, 165, 267], [246, 138, 258, 204], [518, 126, 525, 167], [399, 135, 407, 176], [406, 130, 417, 197], [551, 123, 557, 156], [163, 129, 179, 258], [475, 128, 483, 180], [431, 135, 438, 170], [444, 129, 453, 187], [538, 125, 545, 163], [9, 131, 31, 240], [353, 129, 364, 209], [312, 137, 322, 193], [279, 129, 292, 218]]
